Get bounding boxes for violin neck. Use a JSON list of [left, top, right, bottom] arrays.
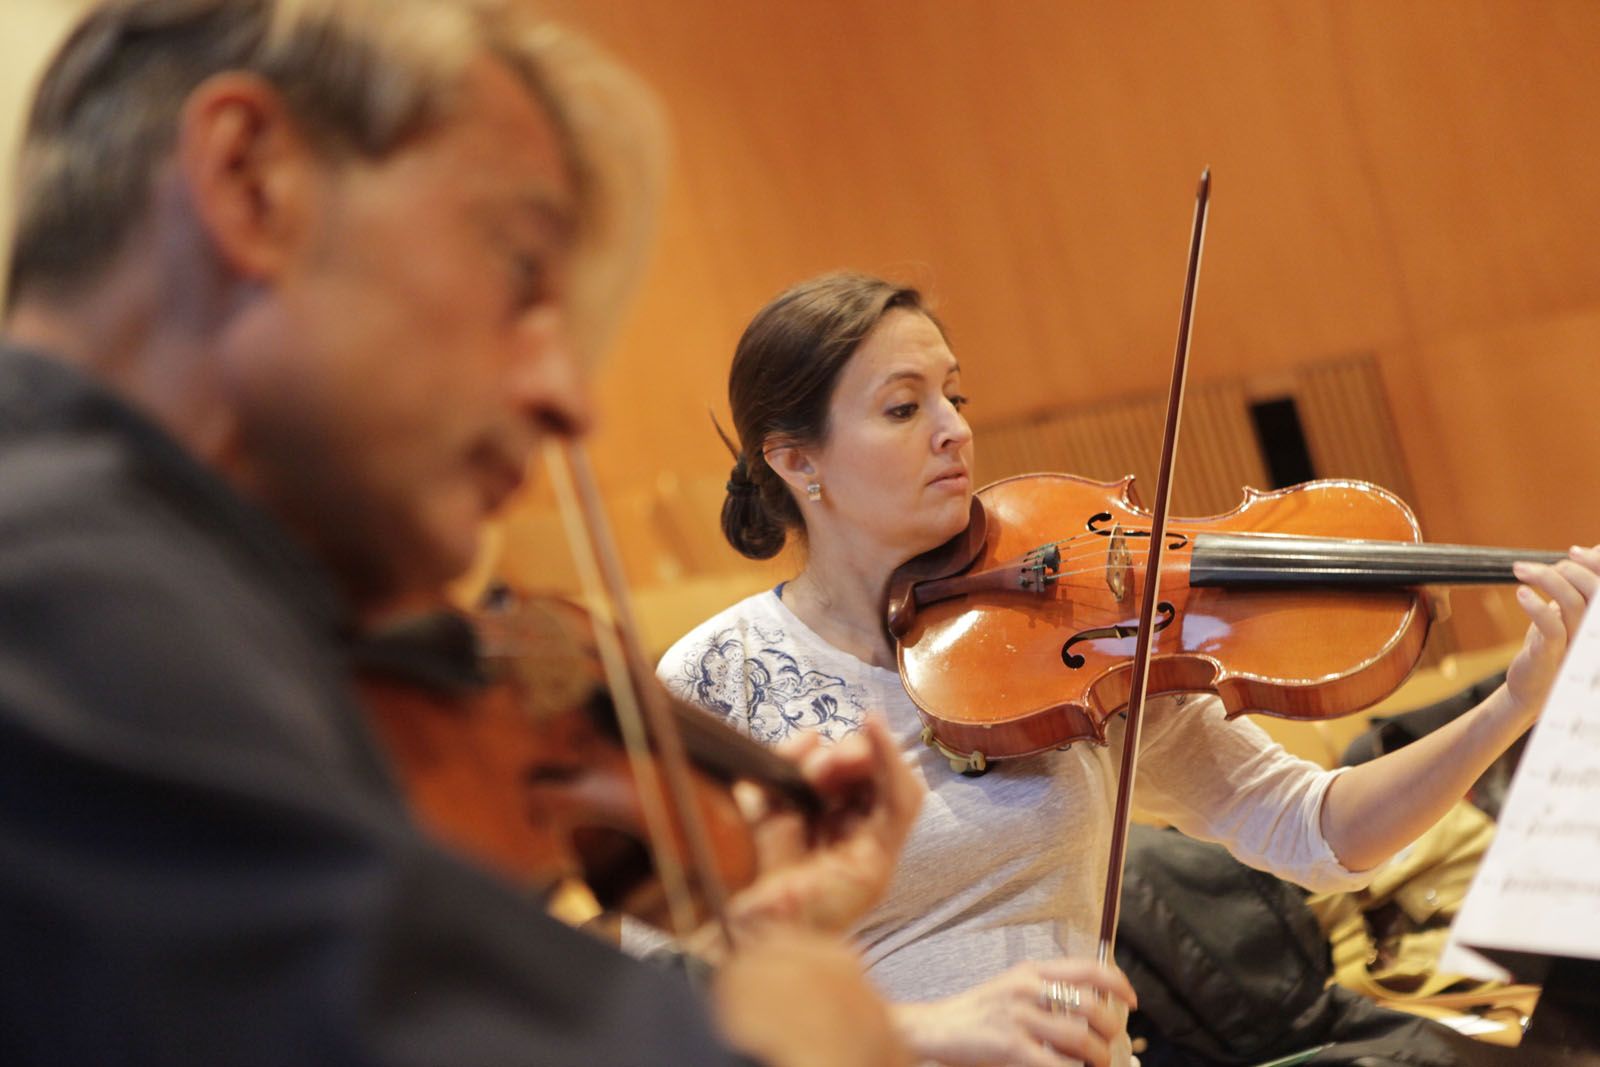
[[1188, 534, 1565, 587], [666, 699, 823, 815]]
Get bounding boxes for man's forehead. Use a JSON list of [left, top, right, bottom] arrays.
[[443, 54, 580, 232]]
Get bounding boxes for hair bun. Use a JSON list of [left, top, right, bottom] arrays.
[[725, 456, 760, 498]]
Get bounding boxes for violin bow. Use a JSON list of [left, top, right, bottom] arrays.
[[546, 440, 735, 944], [1096, 168, 1211, 965]]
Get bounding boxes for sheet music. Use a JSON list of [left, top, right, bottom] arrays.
[[1442, 599, 1600, 980]]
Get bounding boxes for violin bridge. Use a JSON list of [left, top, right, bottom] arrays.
[[1106, 524, 1134, 603]]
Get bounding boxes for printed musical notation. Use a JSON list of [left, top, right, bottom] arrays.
[[1443, 601, 1600, 980]]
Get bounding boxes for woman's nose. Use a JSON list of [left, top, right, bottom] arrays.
[[933, 400, 973, 451]]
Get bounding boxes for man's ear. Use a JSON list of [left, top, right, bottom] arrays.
[[762, 438, 817, 498], [175, 72, 323, 282]]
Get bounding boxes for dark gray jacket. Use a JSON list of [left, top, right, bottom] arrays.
[[0, 346, 749, 1066]]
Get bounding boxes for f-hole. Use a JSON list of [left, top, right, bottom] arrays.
[[1086, 513, 1188, 551], [1061, 602, 1176, 669]]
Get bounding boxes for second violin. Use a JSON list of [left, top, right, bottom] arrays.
[[355, 589, 821, 929]]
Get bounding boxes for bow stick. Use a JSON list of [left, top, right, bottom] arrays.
[[547, 440, 735, 943], [1096, 167, 1211, 964]]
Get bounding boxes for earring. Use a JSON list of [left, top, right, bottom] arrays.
[[806, 481, 823, 502]]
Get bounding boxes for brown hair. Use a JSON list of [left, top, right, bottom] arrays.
[[721, 271, 941, 559]]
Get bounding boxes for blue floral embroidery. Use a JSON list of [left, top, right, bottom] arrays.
[[676, 622, 864, 744]]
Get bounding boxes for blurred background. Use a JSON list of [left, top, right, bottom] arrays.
[[6, 1, 1600, 673]]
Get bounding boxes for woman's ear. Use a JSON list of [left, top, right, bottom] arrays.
[[762, 438, 816, 498]]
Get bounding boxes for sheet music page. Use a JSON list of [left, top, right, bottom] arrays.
[[1442, 600, 1600, 979]]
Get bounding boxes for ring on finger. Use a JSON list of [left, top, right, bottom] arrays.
[[1041, 979, 1083, 1014]]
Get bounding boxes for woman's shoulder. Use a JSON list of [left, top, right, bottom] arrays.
[[655, 588, 868, 744], [657, 588, 788, 669], [655, 589, 793, 712]]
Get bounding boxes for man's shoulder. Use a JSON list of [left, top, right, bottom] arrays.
[[0, 424, 251, 614], [0, 348, 205, 561], [0, 444, 149, 566], [0, 424, 353, 768], [0, 347, 341, 645]]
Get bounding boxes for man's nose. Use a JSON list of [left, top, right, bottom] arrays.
[[511, 305, 593, 438]]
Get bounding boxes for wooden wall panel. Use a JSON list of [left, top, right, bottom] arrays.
[[974, 381, 1269, 519], [3, 2, 1597, 651], [1295, 357, 1417, 506], [526, 0, 1600, 651]]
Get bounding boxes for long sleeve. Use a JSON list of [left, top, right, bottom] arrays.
[[1131, 695, 1378, 893]]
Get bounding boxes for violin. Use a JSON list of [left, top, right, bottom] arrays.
[[888, 472, 1565, 772], [354, 587, 822, 930]]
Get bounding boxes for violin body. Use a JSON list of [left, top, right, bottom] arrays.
[[896, 473, 1447, 767], [361, 666, 571, 885], [355, 595, 804, 927]]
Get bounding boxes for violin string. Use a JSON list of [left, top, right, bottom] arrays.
[[1017, 543, 1383, 586], [1034, 524, 1510, 553], [1028, 543, 1186, 578], [1038, 525, 1350, 552], [1034, 532, 1521, 577], [998, 534, 1523, 601]]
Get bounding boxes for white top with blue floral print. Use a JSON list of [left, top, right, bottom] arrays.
[[657, 588, 1371, 1003]]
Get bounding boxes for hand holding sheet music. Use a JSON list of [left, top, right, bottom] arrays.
[[1443, 597, 1600, 980]]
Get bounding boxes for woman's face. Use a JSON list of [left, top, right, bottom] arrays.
[[800, 308, 975, 562]]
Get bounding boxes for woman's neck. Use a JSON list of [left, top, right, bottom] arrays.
[[783, 554, 899, 670]]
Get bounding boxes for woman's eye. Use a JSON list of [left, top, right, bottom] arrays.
[[887, 403, 918, 420], [947, 394, 970, 411]]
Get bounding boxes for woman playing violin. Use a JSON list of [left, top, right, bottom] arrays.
[[657, 271, 1600, 1067]]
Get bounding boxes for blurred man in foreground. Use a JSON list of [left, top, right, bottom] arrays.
[[0, 2, 917, 1063]]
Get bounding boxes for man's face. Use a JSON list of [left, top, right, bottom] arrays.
[[229, 56, 585, 605]]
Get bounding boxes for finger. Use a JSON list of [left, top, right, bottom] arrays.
[[1514, 562, 1583, 646], [738, 781, 807, 870], [798, 719, 893, 792], [1033, 960, 1139, 1009], [1426, 588, 1453, 625], [1078, 994, 1129, 1047], [797, 746, 876, 834], [748, 805, 808, 872], [802, 718, 922, 834], [1517, 557, 1595, 612], [1028, 984, 1127, 1048], [860, 717, 924, 824], [1515, 585, 1566, 652], [732, 780, 769, 824], [774, 730, 824, 761], [797, 730, 870, 791], [1561, 546, 1600, 600], [1028, 1008, 1111, 1067]]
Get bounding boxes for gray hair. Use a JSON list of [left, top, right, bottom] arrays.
[[6, 0, 666, 359]]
